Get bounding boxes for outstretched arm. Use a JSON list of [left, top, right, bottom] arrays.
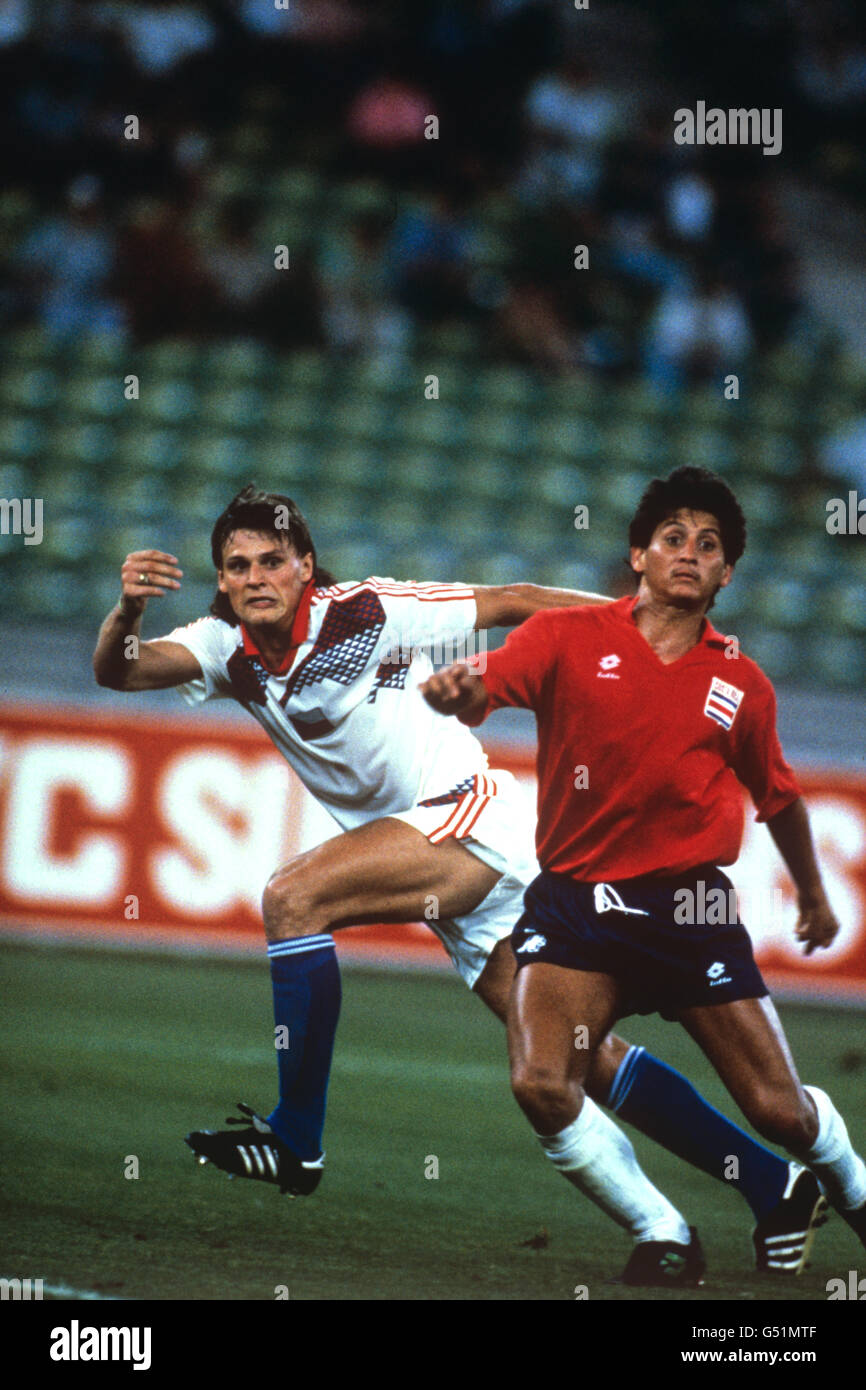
[[93, 549, 202, 691], [473, 583, 610, 630], [765, 797, 839, 955]]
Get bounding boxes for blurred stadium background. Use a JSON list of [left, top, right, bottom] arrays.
[[2, 0, 866, 1303]]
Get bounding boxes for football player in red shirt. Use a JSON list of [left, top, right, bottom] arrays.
[[423, 465, 866, 1276], [95, 482, 832, 1284]]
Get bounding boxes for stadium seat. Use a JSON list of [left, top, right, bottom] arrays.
[[135, 380, 200, 426], [372, 498, 421, 544], [459, 455, 522, 504], [682, 386, 731, 427], [763, 344, 814, 392], [674, 425, 736, 472], [14, 563, 88, 620], [276, 352, 329, 390], [198, 385, 266, 432], [590, 468, 652, 519], [545, 376, 608, 418], [112, 428, 184, 473], [253, 438, 319, 488], [262, 211, 314, 250], [382, 449, 453, 502], [329, 179, 391, 217], [747, 431, 802, 478], [733, 626, 801, 681], [546, 555, 606, 593], [226, 123, 272, 162], [603, 421, 669, 469], [102, 473, 175, 522], [2, 326, 51, 363], [0, 366, 57, 411], [265, 390, 324, 438], [749, 577, 814, 630], [268, 169, 323, 209], [616, 380, 676, 421], [419, 323, 481, 361], [40, 513, 96, 563], [184, 433, 250, 479], [536, 415, 602, 463], [328, 399, 388, 444], [315, 445, 382, 491], [73, 375, 131, 420], [825, 582, 866, 634], [205, 165, 261, 201], [806, 633, 866, 688], [1, 415, 45, 462], [137, 340, 201, 378], [0, 463, 29, 502], [475, 367, 537, 409], [201, 340, 273, 382]]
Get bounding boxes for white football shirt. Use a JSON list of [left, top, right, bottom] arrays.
[[160, 578, 490, 830]]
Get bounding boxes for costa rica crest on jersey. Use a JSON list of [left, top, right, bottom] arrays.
[[704, 675, 744, 730]]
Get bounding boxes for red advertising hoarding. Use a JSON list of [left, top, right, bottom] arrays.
[[1, 703, 866, 1001]]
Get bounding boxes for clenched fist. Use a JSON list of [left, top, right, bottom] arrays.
[[420, 662, 487, 720]]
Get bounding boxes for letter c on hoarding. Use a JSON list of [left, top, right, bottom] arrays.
[[3, 739, 130, 904]]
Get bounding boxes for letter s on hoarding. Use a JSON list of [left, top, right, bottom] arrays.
[[151, 750, 290, 915]]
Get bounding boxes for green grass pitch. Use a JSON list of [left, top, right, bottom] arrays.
[[2, 940, 865, 1302]]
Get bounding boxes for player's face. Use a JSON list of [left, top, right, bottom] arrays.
[[217, 530, 314, 631], [629, 508, 732, 608]]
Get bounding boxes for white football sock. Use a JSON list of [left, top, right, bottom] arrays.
[[800, 1086, 866, 1212], [537, 1095, 690, 1244]]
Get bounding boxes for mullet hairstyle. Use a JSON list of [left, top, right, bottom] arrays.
[[209, 484, 336, 625], [628, 466, 747, 581]]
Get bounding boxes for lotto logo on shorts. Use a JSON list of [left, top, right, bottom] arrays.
[[517, 933, 547, 954], [703, 676, 744, 730], [706, 961, 732, 985]]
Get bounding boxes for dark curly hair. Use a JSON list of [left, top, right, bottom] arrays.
[[628, 466, 747, 568], [209, 484, 335, 625]]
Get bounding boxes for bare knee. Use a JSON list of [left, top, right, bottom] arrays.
[[261, 861, 328, 941], [511, 1062, 580, 1135], [741, 1085, 818, 1152]]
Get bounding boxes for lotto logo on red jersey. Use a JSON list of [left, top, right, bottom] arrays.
[[704, 676, 744, 730], [596, 653, 621, 680]]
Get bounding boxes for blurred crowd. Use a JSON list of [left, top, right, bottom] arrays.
[[1, 0, 865, 391]]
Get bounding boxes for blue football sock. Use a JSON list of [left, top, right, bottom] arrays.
[[265, 934, 341, 1162], [608, 1046, 788, 1221]]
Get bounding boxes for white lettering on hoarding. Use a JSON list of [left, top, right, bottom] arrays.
[[733, 797, 864, 964], [2, 739, 130, 905], [151, 751, 291, 914]]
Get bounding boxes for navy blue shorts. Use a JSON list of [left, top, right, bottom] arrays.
[[512, 867, 769, 1021]]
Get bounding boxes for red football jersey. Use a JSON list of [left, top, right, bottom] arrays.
[[463, 597, 800, 880]]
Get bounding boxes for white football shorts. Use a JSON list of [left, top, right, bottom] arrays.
[[390, 769, 539, 987]]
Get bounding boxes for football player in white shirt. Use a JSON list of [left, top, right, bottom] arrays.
[[93, 485, 824, 1285]]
